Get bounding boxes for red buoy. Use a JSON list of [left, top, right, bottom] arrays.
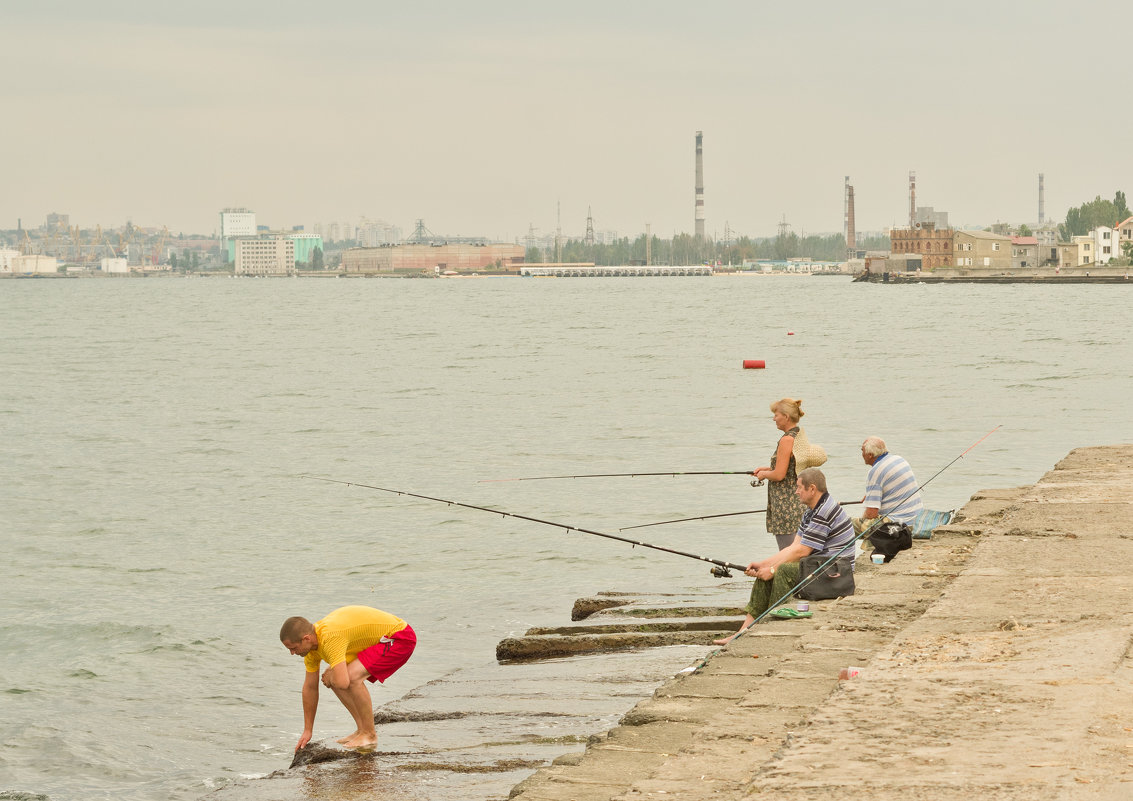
[[743, 359, 766, 369]]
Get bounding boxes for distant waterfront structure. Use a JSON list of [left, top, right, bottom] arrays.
[[342, 243, 524, 274], [234, 236, 295, 276], [11, 254, 59, 273], [0, 248, 19, 272], [954, 230, 1012, 271], [219, 208, 256, 240], [226, 231, 323, 265], [890, 222, 953, 270], [100, 257, 128, 274], [694, 131, 705, 239], [844, 177, 856, 255], [45, 212, 69, 230]]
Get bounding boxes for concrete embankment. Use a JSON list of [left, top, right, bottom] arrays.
[[508, 444, 1133, 801]]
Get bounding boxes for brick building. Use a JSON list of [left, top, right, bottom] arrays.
[[889, 223, 953, 270]]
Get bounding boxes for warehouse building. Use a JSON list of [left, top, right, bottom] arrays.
[[342, 243, 525, 274]]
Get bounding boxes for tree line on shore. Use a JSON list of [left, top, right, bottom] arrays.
[[525, 231, 892, 267]]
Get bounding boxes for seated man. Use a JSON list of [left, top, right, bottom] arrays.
[[851, 436, 923, 534], [280, 605, 417, 751], [714, 468, 855, 644]]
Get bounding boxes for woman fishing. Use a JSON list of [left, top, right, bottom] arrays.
[[751, 398, 824, 550]]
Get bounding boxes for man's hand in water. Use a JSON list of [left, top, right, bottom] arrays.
[[296, 729, 312, 751]]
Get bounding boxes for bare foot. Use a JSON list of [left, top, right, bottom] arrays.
[[336, 731, 360, 744], [342, 732, 377, 749], [713, 635, 735, 646]]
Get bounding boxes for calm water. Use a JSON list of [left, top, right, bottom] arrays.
[[1, 275, 1130, 800]]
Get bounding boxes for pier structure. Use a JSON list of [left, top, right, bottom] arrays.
[[520, 264, 712, 277]]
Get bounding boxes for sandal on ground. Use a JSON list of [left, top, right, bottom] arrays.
[[769, 607, 813, 619]]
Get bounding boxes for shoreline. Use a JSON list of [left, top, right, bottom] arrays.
[[209, 444, 1133, 800], [508, 444, 1133, 800]]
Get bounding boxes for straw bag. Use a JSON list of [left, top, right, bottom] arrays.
[[792, 427, 827, 471]]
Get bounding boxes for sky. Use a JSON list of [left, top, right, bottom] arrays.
[[3, 0, 1130, 241]]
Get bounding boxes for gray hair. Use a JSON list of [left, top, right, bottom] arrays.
[[797, 467, 827, 494], [862, 437, 887, 458]]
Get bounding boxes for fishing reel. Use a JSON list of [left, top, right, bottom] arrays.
[[710, 565, 733, 578], [750, 478, 764, 487]]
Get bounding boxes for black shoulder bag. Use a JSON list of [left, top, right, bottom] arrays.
[[794, 553, 855, 600]]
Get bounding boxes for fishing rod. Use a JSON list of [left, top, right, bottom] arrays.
[[619, 500, 863, 532], [478, 470, 756, 483], [630, 425, 1002, 535], [302, 476, 749, 577], [720, 424, 1002, 646]]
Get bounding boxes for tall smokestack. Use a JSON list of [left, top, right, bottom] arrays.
[[846, 180, 856, 254], [695, 131, 705, 239], [909, 171, 917, 228], [1038, 173, 1045, 225]]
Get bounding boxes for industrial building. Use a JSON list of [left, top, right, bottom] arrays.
[[342, 243, 525, 274], [10, 254, 59, 273], [889, 222, 954, 269], [226, 231, 323, 266], [234, 236, 296, 276]]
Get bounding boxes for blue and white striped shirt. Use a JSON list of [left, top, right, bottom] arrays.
[[864, 453, 924, 524], [798, 492, 856, 565]]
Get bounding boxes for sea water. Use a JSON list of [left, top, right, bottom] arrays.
[[1, 275, 1130, 800]]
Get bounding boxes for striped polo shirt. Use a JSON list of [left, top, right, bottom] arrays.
[[863, 452, 924, 524], [798, 492, 856, 565]]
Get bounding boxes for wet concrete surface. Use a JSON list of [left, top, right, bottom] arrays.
[[203, 587, 740, 801]]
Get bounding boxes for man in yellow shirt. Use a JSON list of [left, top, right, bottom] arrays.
[[280, 605, 416, 751]]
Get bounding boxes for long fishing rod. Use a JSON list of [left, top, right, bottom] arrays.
[[619, 500, 863, 532], [629, 425, 1002, 534], [722, 424, 1002, 645], [303, 476, 749, 577], [478, 470, 755, 483]]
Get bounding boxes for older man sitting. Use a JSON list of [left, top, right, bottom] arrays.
[[851, 436, 923, 535]]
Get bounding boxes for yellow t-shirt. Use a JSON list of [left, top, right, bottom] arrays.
[[303, 606, 408, 673]]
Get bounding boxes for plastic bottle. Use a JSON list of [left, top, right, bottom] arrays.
[[838, 666, 862, 680]]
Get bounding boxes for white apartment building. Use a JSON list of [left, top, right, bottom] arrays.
[[101, 257, 129, 273], [234, 236, 295, 276], [1089, 226, 1116, 265], [220, 208, 257, 239]]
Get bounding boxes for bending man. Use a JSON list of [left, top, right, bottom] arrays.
[[280, 605, 417, 751], [714, 468, 855, 645], [851, 436, 923, 534]]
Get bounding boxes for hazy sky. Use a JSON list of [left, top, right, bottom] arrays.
[[4, 1, 1129, 240]]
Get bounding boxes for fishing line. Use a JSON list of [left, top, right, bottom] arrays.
[[302, 476, 749, 577], [619, 500, 863, 532], [477, 470, 756, 483], [716, 424, 1002, 650]]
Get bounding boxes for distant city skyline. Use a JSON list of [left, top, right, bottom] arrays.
[[4, 1, 1129, 240]]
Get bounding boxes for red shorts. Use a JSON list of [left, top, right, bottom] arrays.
[[355, 624, 416, 683]]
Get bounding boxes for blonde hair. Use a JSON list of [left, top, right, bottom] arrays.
[[770, 398, 804, 423]]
